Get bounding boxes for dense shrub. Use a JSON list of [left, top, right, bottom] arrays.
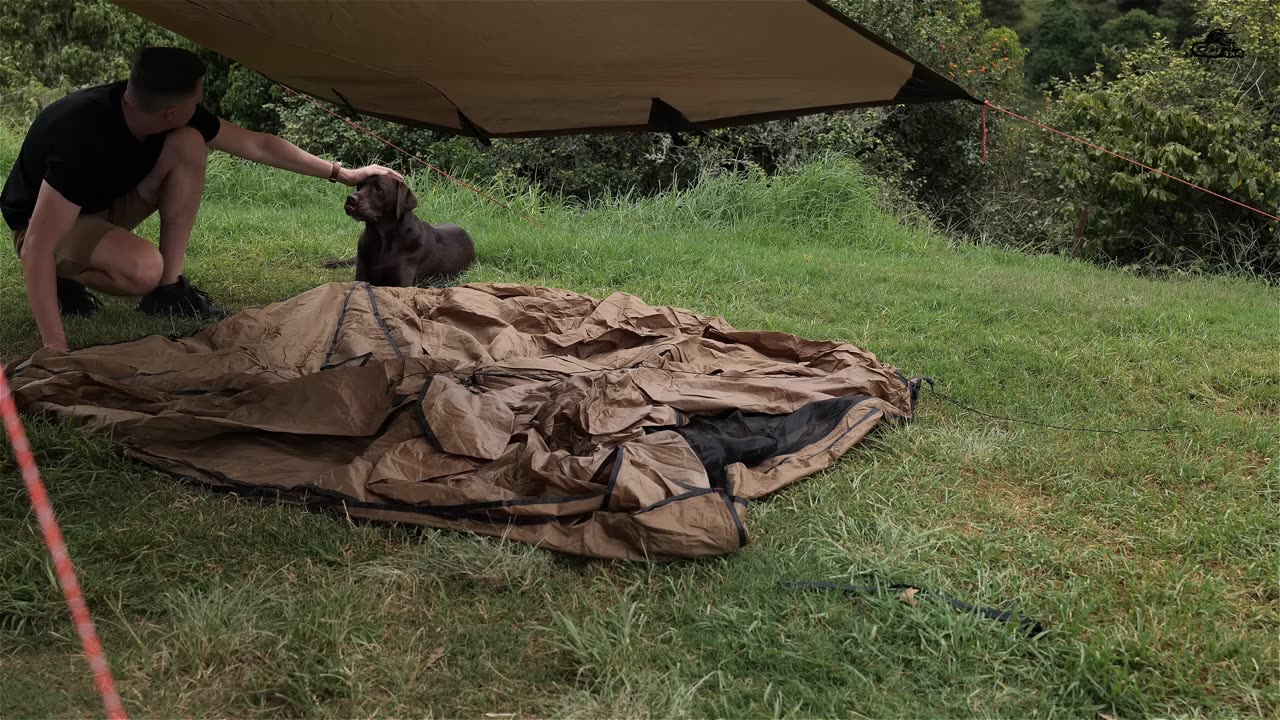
[[1018, 35, 1278, 275], [0, 0, 239, 118], [0, 0, 168, 90], [962, 0, 1278, 278], [1197, 0, 1278, 95], [823, 0, 1026, 220]]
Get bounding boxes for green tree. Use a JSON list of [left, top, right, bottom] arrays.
[[1079, 0, 1121, 28], [1156, 0, 1199, 43], [1029, 0, 1099, 88], [979, 0, 1023, 28], [1100, 10, 1176, 49], [0, 0, 242, 120]]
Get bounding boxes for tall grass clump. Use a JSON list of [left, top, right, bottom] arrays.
[[595, 155, 941, 250]]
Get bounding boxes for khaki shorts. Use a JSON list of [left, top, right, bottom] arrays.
[[11, 189, 158, 276]]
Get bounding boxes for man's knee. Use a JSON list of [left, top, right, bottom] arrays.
[[162, 126, 208, 169], [142, 126, 207, 207], [117, 247, 165, 295]]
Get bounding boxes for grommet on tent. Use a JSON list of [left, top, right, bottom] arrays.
[[457, 110, 492, 147], [648, 97, 694, 146]]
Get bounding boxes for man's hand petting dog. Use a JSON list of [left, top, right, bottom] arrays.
[[337, 163, 403, 186], [327, 175, 475, 288]]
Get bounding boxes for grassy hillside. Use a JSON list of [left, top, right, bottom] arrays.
[[1, 123, 1277, 718]]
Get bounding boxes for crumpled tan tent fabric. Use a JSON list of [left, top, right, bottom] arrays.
[[11, 282, 914, 560], [112, 0, 976, 139]]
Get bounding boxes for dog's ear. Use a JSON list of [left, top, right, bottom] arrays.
[[394, 180, 418, 219]]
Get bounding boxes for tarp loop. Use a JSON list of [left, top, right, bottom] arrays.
[[331, 88, 362, 120]]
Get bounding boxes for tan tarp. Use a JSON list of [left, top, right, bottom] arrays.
[[112, 0, 975, 139], [10, 282, 914, 560]]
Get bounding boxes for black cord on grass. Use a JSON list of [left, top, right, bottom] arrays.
[[779, 579, 1047, 638], [908, 376, 1183, 435]]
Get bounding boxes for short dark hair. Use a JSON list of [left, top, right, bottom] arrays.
[[127, 46, 206, 111]]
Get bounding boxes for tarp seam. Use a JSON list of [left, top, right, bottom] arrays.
[[364, 282, 403, 359], [322, 282, 361, 369]]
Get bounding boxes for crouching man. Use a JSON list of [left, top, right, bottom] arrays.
[[1, 46, 402, 352]]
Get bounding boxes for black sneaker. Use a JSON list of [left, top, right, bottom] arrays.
[[136, 275, 229, 320], [56, 277, 103, 317]]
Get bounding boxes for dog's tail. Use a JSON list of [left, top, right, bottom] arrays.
[[323, 256, 358, 269]]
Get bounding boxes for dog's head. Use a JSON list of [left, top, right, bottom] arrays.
[[344, 174, 417, 223]]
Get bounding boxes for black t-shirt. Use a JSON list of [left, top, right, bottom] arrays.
[[1, 80, 221, 230]]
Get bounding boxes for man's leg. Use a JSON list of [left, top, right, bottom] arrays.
[[135, 126, 207, 286], [71, 226, 164, 296], [13, 214, 163, 299], [126, 127, 225, 319], [56, 126, 206, 298]]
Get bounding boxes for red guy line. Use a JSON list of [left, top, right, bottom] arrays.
[[981, 102, 988, 165], [0, 366, 127, 720]]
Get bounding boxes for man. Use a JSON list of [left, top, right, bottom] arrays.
[[1, 46, 402, 352]]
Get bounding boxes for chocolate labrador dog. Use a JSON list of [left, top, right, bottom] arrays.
[[324, 175, 475, 287]]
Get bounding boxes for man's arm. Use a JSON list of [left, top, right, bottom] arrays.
[[21, 181, 82, 352], [207, 118, 403, 186]]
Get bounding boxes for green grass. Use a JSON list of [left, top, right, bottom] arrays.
[[1, 125, 1277, 718]]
